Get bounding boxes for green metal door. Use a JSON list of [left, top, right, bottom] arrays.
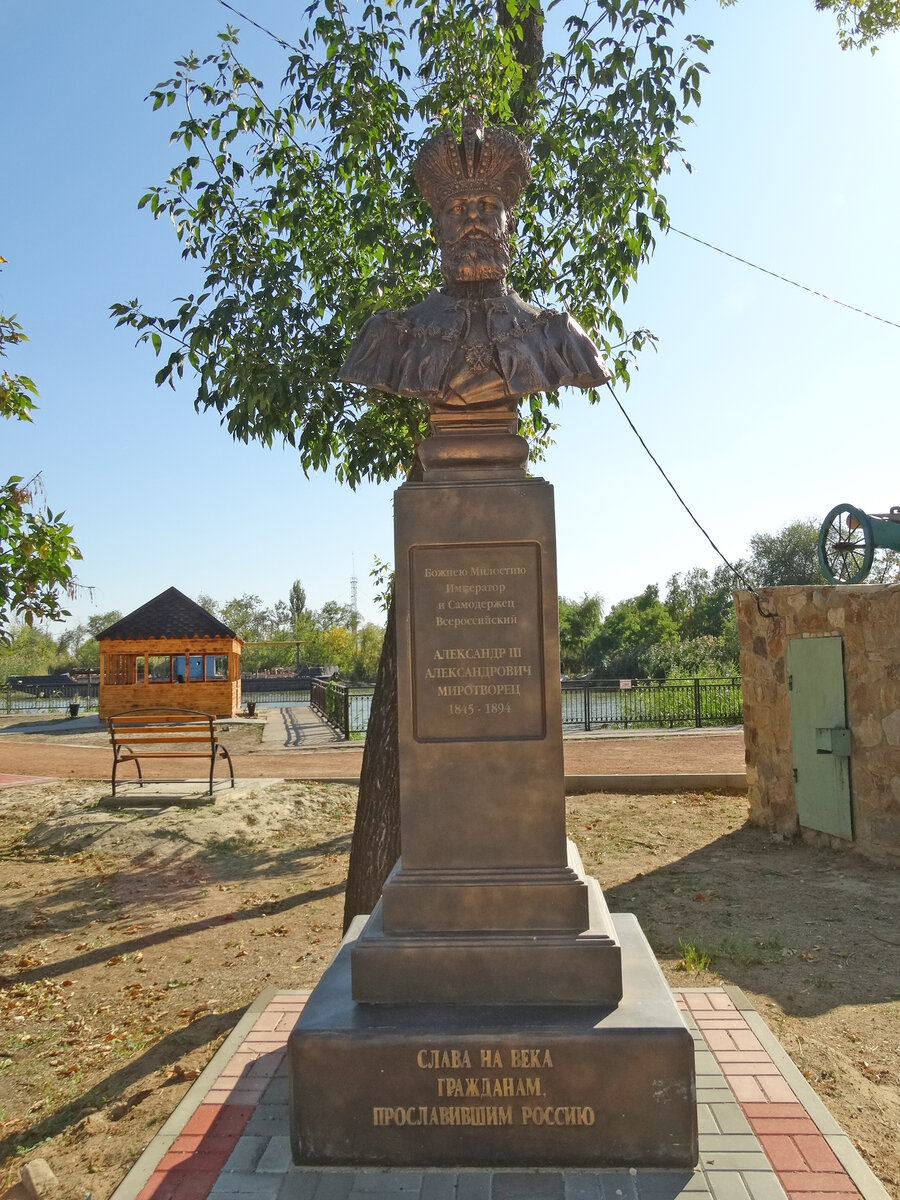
[[787, 636, 853, 840]]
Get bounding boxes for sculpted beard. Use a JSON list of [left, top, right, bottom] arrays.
[[440, 231, 511, 283]]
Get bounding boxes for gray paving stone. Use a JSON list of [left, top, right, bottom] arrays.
[[223, 1137, 269, 1173], [697, 1107, 717, 1135], [492, 1172, 564, 1200], [310, 1173, 355, 1200], [262, 1077, 291, 1106], [457, 1172, 492, 1200], [348, 1188, 415, 1198], [706, 1106, 752, 1136], [258, 1138, 296, 1174], [211, 1194, 288, 1200], [633, 1172, 710, 1200], [695, 1080, 728, 1096], [825, 1135, 895, 1200], [419, 1173, 459, 1200], [698, 1138, 762, 1154], [352, 1170, 424, 1193], [596, 1172, 638, 1200], [275, 1172, 322, 1200], [677, 1174, 713, 1193], [738, 1173, 788, 1200], [245, 1113, 292, 1139], [701, 1155, 770, 1172], [696, 1088, 733, 1105], [693, 1053, 720, 1076], [563, 1173, 602, 1200], [210, 1172, 284, 1199], [704, 1174, 750, 1200]]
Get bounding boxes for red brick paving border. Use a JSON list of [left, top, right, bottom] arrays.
[[133, 990, 871, 1200], [135, 998, 306, 1200], [677, 992, 864, 1200]]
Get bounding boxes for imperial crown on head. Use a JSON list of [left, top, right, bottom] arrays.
[[413, 112, 531, 214]]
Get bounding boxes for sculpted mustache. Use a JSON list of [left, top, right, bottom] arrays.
[[444, 229, 503, 246]]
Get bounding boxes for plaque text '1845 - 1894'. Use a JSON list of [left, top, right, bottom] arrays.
[[410, 542, 545, 742]]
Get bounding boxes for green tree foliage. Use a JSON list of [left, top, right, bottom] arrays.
[[813, 0, 900, 46], [1, 259, 82, 643], [720, 0, 900, 50], [558, 593, 604, 675], [112, 1, 711, 477], [195, 588, 384, 679], [354, 622, 386, 681], [587, 583, 679, 677], [288, 579, 307, 631], [664, 564, 737, 639], [0, 625, 60, 684], [314, 601, 357, 632], [116, 0, 714, 924], [641, 625, 738, 679], [747, 519, 825, 588], [54, 611, 124, 671]]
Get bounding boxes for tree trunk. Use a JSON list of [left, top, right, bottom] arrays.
[[339, 2, 544, 927], [342, 592, 400, 932], [497, 0, 545, 128]]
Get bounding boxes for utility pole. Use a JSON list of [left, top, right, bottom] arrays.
[[350, 570, 360, 650]]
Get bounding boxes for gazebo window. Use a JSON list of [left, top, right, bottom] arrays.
[[142, 654, 230, 683], [149, 655, 175, 683]]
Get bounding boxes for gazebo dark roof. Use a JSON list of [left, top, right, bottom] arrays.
[[96, 588, 239, 642]]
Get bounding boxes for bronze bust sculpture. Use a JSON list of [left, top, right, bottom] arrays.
[[340, 114, 610, 413]]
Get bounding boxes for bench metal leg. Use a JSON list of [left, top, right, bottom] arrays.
[[211, 746, 235, 795]]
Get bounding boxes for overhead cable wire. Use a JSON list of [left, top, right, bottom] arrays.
[[668, 225, 900, 332], [216, 0, 302, 52], [604, 381, 777, 619]]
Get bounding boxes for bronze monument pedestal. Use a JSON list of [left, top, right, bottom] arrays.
[[288, 471, 697, 1167], [289, 913, 696, 1168]]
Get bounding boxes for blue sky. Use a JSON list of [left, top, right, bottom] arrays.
[[2, 0, 898, 631]]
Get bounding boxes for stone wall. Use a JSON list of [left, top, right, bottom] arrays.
[[735, 584, 900, 862]]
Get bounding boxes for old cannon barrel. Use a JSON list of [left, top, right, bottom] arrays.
[[818, 503, 900, 584]]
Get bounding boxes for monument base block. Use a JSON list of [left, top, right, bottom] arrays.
[[288, 914, 697, 1169], [352, 868, 622, 1006]]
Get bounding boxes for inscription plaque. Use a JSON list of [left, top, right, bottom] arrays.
[[410, 541, 545, 742]]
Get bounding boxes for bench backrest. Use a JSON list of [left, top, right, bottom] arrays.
[[108, 708, 217, 748]]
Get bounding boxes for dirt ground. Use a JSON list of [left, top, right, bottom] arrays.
[[0, 751, 897, 1200]]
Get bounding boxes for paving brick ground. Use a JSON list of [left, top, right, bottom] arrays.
[[112, 989, 889, 1200]]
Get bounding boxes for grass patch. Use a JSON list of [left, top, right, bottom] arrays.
[[675, 938, 712, 972]]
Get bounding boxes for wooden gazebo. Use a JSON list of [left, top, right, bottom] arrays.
[[96, 588, 242, 719]]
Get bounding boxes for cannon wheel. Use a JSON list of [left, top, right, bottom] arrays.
[[818, 503, 875, 584]]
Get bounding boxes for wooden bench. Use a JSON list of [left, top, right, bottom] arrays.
[[108, 707, 235, 797]]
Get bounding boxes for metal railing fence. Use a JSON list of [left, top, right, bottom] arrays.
[[310, 680, 376, 739], [560, 677, 742, 731], [3, 682, 99, 715], [240, 685, 311, 705], [309, 676, 741, 739]]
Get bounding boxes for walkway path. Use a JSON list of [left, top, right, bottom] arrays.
[[0, 722, 746, 787], [0, 705, 747, 787], [112, 985, 889, 1200], [259, 706, 345, 750]]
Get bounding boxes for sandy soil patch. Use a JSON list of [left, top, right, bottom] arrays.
[[0, 782, 896, 1200]]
